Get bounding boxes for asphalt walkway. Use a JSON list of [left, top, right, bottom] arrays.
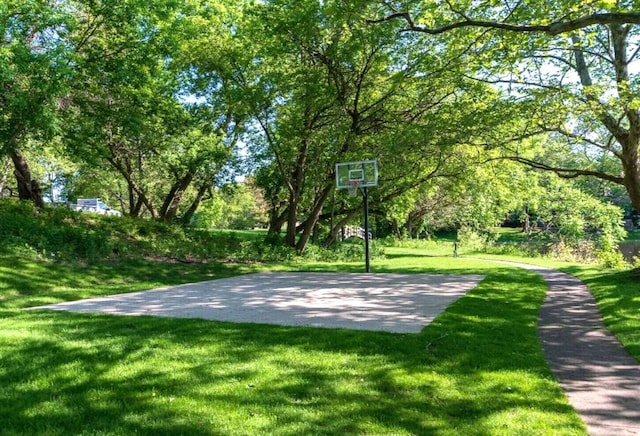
[[502, 261, 640, 436]]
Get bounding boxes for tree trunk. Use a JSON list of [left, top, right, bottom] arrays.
[[160, 173, 193, 222], [267, 206, 288, 238], [181, 181, 210, 226], [573, 27, 640, 213], [522, 205, 531, 233], [621, 142, 640, 213], [285, 190, 299, 247], [284, 147, 309, 247], [324, 209, 360, 247], [108, 156, 157, 218], [296, 185, 333, 252], [131, 196, 144, 217], [10, 149, 44, 208]]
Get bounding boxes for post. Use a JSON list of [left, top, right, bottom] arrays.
[[363, 186, 370, 273]]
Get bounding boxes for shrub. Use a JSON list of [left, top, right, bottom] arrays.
[[0, 200, 111, 262], [457, 226, 497, 253]]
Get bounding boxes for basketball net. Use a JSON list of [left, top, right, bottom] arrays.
[[347, 180, 361, 197]]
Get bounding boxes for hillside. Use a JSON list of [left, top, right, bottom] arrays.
[[0, 200, 244, 264]]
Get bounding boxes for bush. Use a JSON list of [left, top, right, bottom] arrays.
[[456, 226, 497, 253], [0, 200, 255, 264], [0, 199, 381, 265], [299, 239, 384, 263], [0, 200, 111, 262]]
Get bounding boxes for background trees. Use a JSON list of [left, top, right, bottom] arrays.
[[1, 0, 76, 206], [241, 0, 506, 251], [375, 0, 640, 213], [62, 0, 242, 222], [0, 0, 631, 259]]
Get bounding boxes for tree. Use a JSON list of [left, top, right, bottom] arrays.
[[381, 146, 539, 238], [0, 1, 76, 207], [374, 1, 640, 212], [245, 0, 478, 252], [63, 0, 242, 221], [193, 181, 267, 230]]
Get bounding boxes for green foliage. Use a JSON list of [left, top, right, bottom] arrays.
[[529, 177, 627, 264], [302, 238, 385, 262], [0, 0, 74, 146], [2, 0, 636, 269], [55, 0, 244, 221], [0, 199, 239, 263], [0, 198, 385, 265], [0, 200, 111, 262], [457, 226, 498, 252], [394, 168, 628, 267], [193, 182, 267, 230]]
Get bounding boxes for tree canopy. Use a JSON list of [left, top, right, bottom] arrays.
[[374, 0, 640, 213], [0, 0, 632, 257]]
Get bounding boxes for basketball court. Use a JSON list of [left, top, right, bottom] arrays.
[[32, 272, 485, 333]]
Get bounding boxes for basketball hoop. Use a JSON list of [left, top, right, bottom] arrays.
[[335, 159, 378, 273], [347, 180, 361, 197]]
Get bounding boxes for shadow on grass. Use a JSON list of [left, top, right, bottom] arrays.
[[0, 267, 583, 435], [0, 256, 258, 309]]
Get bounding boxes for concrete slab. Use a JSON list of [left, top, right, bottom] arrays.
[[31, 272, 485, 333]]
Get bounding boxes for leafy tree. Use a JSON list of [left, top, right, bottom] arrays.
[[374, 1, 640, 213], [193, 181, 267, 230], [63, 0, 242, 222], [245, 0, 481, 252], [523, 174, 626, 265], [0, 1, 76, 206], [387, 156, 540, 238]]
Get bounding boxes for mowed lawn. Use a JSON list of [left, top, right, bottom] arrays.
[[0, 252, 587, 435]]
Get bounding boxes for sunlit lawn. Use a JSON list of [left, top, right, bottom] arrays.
[[0, 252, 588, 435], [465, 250, 640, 362]]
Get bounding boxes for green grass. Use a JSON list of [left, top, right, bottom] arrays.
[[492, 227, 527, 242], [625, 230, 640, 241], [207, 228, 269, 241], [458, 251, 640, 364], [0, 251, 586, 435], [0, 254, 260, 310], [3, 202, 639, 434]]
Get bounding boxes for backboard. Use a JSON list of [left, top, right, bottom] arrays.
[[336, 160, 378, 190]]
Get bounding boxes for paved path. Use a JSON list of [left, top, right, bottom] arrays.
[[500, 261, 640, 436]]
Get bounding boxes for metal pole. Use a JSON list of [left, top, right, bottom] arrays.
[[363, 186, 370, 273]]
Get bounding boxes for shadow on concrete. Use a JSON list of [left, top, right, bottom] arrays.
[[30, 272, 486, 334]]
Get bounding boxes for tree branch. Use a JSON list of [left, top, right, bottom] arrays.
[[370, 12, 640, 36], [507, 156, 624, 184]]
